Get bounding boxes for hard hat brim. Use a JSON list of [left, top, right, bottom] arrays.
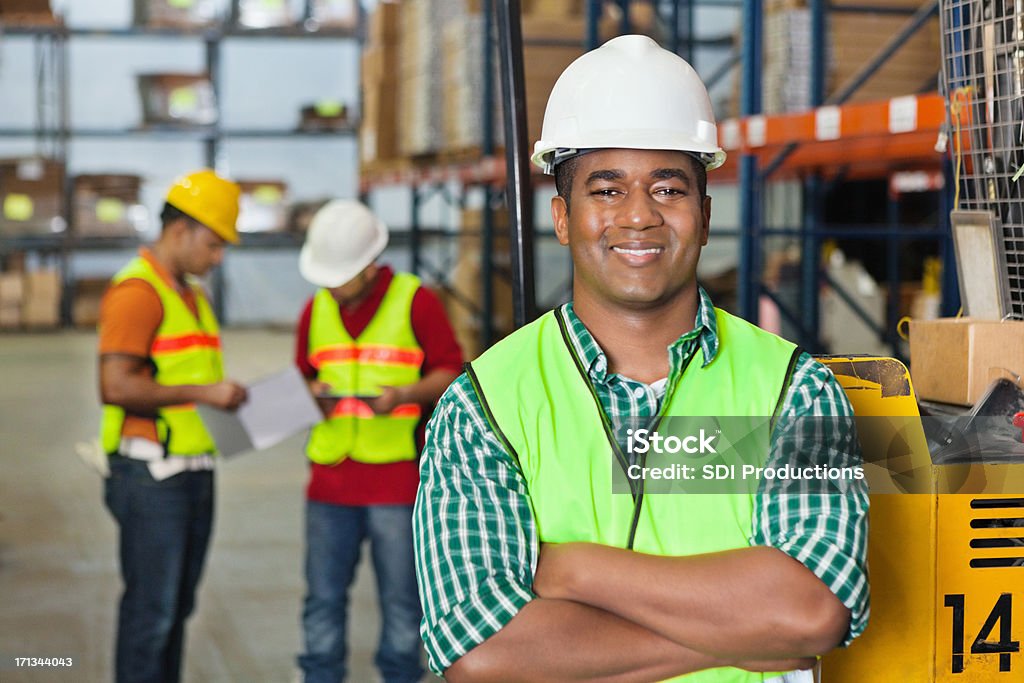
[[532, 131, 726, 174]]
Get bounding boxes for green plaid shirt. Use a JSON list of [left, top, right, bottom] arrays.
[[414, 289, 869, 674]]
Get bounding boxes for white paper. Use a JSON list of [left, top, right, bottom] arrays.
[[198, 367, 323, 457]]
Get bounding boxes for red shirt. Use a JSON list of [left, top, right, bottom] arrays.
[[295, 266, 463, 506]]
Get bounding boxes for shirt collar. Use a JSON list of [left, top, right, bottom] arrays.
[[559, 287, 720, 383], [139, 247, 186, 293]]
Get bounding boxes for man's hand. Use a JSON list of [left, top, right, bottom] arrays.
[[202, 381, 248, 410], [366, 385, 407, 415], [308, 379, 333, 396]]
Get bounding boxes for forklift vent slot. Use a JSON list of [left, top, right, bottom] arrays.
[[969, 558, 1024, 568], [970, 518, 1024, 528], [970, 537, 1024, 548], [971, 498, 1024, 509]]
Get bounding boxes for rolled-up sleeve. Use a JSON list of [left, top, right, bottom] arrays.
[[753, 353, 870, 647], [413, 375, 538, 674]]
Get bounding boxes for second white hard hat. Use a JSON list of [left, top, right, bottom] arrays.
[[299, 199, 389, 288], [532, 34, 726, 174]]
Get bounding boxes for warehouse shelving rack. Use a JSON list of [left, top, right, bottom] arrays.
[[362, 0, 958, 358], [729, 0, 959, 359], [0, 3, 364, 325], [360, 0, 743, 349]]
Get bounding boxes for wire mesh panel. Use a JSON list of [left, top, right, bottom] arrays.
[[940, 0, 1024, 317]]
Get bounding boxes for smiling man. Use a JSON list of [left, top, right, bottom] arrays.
[[413, 35, 868, 682]]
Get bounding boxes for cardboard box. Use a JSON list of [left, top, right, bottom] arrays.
[[0, 271, 24, 328], [444, 209, 515, 359], [73, 174, 145, 238], [367, 1, 399, 44], [0, 271, 24, 305], [299, 102, 350, 131], [71, 277, 109, 328], [133, 0, 220, 28], [909, 318, 1024, 406], [360, 85, 399, 163], [361, 45, 399, 85], [236, 180, 288, 233], [0, 158, 66, 237], [0, 0, 55, 24], [22, 269, 61, 329], [137, 73, 217, 127], [0, 306, 20, 329]]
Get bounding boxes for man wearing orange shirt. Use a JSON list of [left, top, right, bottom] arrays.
[[97, 169, 248, 683]]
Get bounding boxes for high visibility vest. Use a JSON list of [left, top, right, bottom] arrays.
[[469, 307, 799, 683], [305, 273, 424, 465], [100, 256, 224, 456]]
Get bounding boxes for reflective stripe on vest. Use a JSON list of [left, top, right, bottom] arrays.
[[469, 307, 798, 683], [305, 272, 424, 465], [99, 256, 224, 456]]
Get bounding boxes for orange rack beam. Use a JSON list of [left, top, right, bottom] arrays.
[[714, 92, 949, 181]]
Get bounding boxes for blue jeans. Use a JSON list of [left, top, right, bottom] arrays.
[[104, 457, 214, 683], [298, 501, 424, 683]]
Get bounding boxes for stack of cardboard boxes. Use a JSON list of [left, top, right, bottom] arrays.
[[360, 1, 401, 167], [0, 270, 24, 330], [363, 0, 649, 168], [443, 209, 515, 359], [396, 0, 460, 158], [71, 277, 110, 328], [830, 1, 940, 104], [752, 0, 940, 117], [22, 269, 61, 329]]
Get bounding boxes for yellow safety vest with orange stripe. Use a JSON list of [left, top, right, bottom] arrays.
[[305, 273, 424, 465], [99, 256, 224, 456]]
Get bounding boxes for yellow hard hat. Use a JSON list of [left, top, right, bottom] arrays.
[[165, 169, 241, 244]]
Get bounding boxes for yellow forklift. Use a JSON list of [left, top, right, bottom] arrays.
[[487, 0, 1024, 679]]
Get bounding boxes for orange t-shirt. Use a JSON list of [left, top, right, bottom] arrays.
[[98, 248, 200, 443]]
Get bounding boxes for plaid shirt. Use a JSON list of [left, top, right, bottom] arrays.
[[414, 289, 869, 674]]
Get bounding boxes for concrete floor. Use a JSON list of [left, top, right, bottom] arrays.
[[0, 330, 437, 682]]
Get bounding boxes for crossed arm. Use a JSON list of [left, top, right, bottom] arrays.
[[445, 543, 842, 683], [414, 381, 861, 682]]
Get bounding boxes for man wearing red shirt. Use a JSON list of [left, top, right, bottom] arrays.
[[294, 200, 461, 683]]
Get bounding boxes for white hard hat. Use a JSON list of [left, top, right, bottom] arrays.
[[532, 34, 726, 174], [299, 199, 389, 288]]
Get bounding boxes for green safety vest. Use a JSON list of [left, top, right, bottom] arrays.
[[469, 307, 799, 683], [305, 272, 424, 465], [100, 256, 224, 456]]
